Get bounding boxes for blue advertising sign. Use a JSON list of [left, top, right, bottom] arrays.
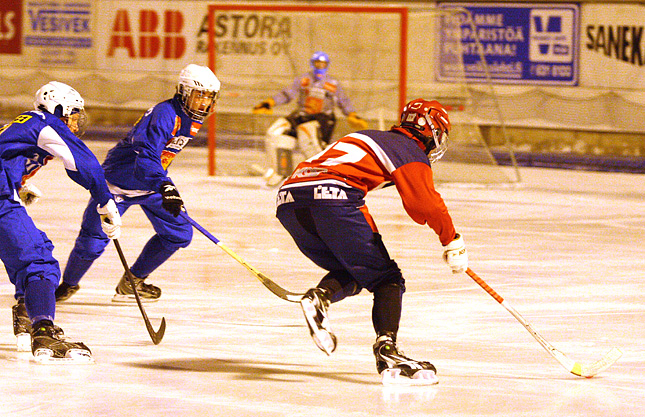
[[437, 3, 579, 85]]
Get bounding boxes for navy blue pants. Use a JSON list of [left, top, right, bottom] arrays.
[[276, 202, 405, 300], [63, 192, 192, 285], [0, 197, 58, 323]]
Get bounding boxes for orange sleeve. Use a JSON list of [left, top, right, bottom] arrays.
[[392, 162, 456, 246]]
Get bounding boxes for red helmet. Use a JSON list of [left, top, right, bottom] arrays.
[[399, 98, 451, 162]]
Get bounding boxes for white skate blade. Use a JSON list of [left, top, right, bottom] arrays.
[[249, 163, 267, 176], [301, 299, 336, 355], [16, 333, 31, 352], [111, 293, 159, 303], [33, 348, 95, 365], [381, 368, 439, 386]]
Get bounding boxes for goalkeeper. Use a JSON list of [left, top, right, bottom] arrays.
[[252, 51, 368, 186]]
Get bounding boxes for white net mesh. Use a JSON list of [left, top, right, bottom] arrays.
[[208, 6, 519, 183]]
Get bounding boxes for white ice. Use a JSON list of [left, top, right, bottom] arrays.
[[0, 141, 643, 416]]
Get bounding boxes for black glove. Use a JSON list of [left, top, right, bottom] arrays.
[[159, 181, 183, 217]]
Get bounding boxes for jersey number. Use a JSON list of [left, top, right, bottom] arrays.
[[307, 141, 367, 167], [0, 114, 32, 135]]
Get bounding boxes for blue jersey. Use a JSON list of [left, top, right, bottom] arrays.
[[102, 97, 202, 195], [0, 110, 112, 205]]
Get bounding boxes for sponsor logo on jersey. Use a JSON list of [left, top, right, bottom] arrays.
[[171, 116, 181, 136], [276, 190, 294, 207], [291, 167, 327, 179], [161, 135, 190, 169], [323, 82, 337, 93], [165, 135, 190, 151], [190, 121, 202, 136], [313, 185, 347, 200]]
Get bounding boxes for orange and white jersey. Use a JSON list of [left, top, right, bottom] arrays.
[[278, 128, 456, 245]]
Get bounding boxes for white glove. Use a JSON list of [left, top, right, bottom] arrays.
[[19, 183, 42, 206], [97, 199, 122, 239], [443, 233, 468, 274]]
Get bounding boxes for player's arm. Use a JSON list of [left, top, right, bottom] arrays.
[[334, 81, 368, 130], [392, 162, 467, 273], [130, 107, 174, 192], [36, 125, 112, 206], [131, 107, 184, 217], [253, 76, 300, 114], [37, 125, 121, 238], [392, 162, 456, 245]]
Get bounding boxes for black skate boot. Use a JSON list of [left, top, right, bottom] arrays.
[[31, 320, 93, 363], [12, 299, 31, 352], [300, 288, 337, 355], [112, 272, 161, 303], [55, 282, 80, 302], [373, 334, 438, 385]]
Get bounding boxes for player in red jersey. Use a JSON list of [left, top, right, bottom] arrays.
[[276, 98, 467, 385]]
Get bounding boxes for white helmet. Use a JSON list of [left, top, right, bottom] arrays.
[[34, 81, 85, 118], [177, 64, 221, 121]]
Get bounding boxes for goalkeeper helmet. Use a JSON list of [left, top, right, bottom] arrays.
[[177, 64, 221, 121], [310, 51, 330, 79], [34, 81, 87, 136], [399, 98, 451, 163]]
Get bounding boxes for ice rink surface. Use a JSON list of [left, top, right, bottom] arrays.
[[0, 141, 643, 416]]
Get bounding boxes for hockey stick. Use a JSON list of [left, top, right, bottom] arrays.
[[181, 212, 304, 302], [465, 268, 622, 377], [113, 239, 166, 344]]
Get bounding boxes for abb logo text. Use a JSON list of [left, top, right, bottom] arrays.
[[108, 10, 185, 59]]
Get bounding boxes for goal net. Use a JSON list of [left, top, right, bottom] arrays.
[[206, 4, 520, 184]]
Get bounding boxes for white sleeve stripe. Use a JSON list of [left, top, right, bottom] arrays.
[[37, 125, 77, 171], [346, 132, 397, 173]]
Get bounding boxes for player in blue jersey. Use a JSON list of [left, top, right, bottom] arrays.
[[56, 64, 220, 303], [276, 98, 468, 384], [1, 81, 121, 362], [252, 51, 369, 185]]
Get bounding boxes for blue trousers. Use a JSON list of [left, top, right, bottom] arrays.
[[0, 197, 57, 323], [63, 192, 192, 285], [276, 202, 405, 300]]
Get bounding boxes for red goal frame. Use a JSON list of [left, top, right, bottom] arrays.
[[206, 4, 409, 175]]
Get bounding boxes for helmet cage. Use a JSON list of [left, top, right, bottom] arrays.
[[178, 84, 219, 121], [427, 123, 448, 163], [65, 111, 88, 138]]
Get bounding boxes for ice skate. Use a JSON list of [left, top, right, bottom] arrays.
[[55, 282, 80, 302], [373, 335, 438, 385], [300, 288, 337, 355], [12, 300, 31, 352], [31, 321, 93, 364], [264, 168, 285, 187], [112, 272, 161, 303]]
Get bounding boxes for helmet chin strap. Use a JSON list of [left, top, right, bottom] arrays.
[[401, 125, 436, 154]]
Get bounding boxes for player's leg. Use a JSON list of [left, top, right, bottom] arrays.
[[0, 200, 91, 362], [304, 204, 438, 383], [312, 113, 336, 146], [112, 194, 192, 302], [277, 205, 353, 354], [295, 120, 324, 158]]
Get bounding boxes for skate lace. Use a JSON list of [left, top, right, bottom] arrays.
[[137, 280, 157, 292]]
